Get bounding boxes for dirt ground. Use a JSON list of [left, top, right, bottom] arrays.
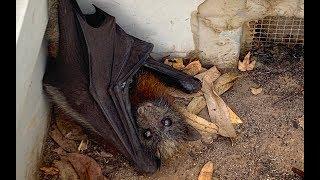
[[40, 48, 304, 180]]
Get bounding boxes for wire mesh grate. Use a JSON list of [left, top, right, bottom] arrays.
[[248, 16, 304, 47]]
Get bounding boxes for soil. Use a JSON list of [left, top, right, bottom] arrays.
[[40, 47, 304, 180]]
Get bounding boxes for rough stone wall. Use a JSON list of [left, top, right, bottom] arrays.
[[192, 0, 304, 68]]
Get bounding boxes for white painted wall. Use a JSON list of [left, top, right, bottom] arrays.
[[93, 0, 204, 57], [16, 0, 49, 179]]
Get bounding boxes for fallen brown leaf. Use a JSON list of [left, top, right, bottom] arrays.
[[67, 153, 106, 180], [183, 60, 202, 76], [164, 59, 173, 66], [172, 58, 185, 70], [250, 87, 262, 95], [212, 72, 239, 95], [49, 125, 78, 152], [56, 113, 87, 141], [53, 160, 79, 180], [78, 139, 89, 152], [187, 96, 207, 115], [165, 58, 185, 70], [227, 107, 243, 124], [195, 66, 221, 83], [40, 166, 59, 176], [202, 76, 237, 138], [198, 161, 214, 180], [174, 104, 218, 134], [166, 87, 203, 100], [187, 95, 242, 125], [238, 52, 256, 71]]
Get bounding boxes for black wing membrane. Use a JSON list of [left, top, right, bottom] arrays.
[[43, 0, 157, 173], [43, 0, 201, 174]]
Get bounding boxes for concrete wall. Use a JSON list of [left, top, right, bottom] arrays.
[[16, 0, 49, 179]]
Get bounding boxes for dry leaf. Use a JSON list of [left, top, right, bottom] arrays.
[[174, 105, 218, 134], [238, 52, 256, 71], [49, 125, 78, 152], [227, 107, 243, 124], [212, 72, 239, 95], [78, 139, 89, 152], [164, 59, 173, 66], [187, 96, 243, 124], [202, 76, 237, 138], [40, 166, 60, 176], [166, 87, 203, 100], [172, 58, 185, 70], [195, 66, 221, 83], [198, 161, 214, 180], [56, 113, 87, 141], [199, 67, 208, 74], [183, 60, 202, 76], [67, 153, 106, 180], [53, 160, 79, 180], [187, 96, 207, 115], [250, 87, 262, 95]]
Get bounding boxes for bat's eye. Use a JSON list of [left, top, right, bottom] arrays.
[[161, 117, 172, 127], [144, 129, 152, 139]]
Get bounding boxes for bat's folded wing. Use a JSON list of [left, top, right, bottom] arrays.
[[43, 0, 158, 173]]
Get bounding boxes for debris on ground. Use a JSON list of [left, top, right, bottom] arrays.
[[164, 57, 185, 70], [183, 60, 202, 76], [250, 87, 263, 95], [297, 116, 304, 130], [291, 166, 304, 178], [238, 51, 256, 71], [49, 124, 78, 152], [53, 159, 79, 180], [187, 96, 207, 115], [78, 139, 89, 152], [40, 166, 60, 176], [212, 72, 239, 95], [198, 161, 214, 180], [56, 112, 87, 141], [165, 56, 242, 139], [66, 153, 107, 180]]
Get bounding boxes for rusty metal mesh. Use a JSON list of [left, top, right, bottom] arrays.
[[248, 16, 304, 47]]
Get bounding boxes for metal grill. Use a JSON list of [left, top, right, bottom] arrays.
[[248, 16, 304, 47]]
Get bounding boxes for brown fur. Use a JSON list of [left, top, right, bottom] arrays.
[[130, 70, 200, 161], [130, 71, 174, 107]]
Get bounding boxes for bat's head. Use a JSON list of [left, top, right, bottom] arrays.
[[136, 99, 201, 161]]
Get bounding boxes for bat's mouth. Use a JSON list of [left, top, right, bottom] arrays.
[[155, 139, 179, 161]]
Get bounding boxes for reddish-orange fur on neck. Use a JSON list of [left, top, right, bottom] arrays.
[[130, 71, 174, 107]]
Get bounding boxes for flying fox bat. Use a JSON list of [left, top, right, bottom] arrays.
[[43, 0, 201, 173]]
